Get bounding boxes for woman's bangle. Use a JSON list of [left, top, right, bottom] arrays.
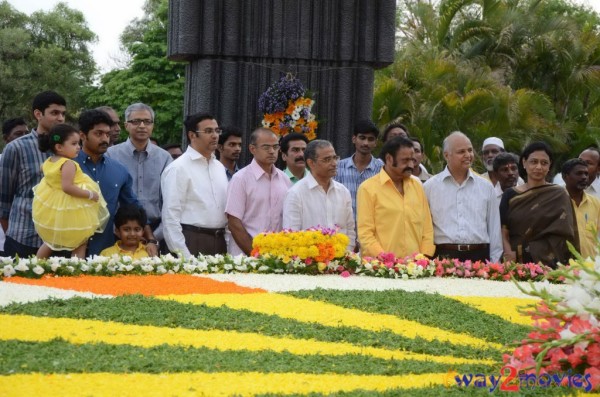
[[88, 190, 94, 199]]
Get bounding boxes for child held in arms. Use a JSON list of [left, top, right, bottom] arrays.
[[33, 124, 109, 259], [101, 205, 150, 259]]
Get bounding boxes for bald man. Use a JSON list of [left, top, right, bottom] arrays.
[[424, 132, 502, 263]]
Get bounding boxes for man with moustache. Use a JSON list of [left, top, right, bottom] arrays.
[[1, 91, 66, 257], [424, 131, 502, 262], [280, 132, 309, 183], [161, 113, 228, 257], [107, 103, 171, 252], [283, 140, 355, 250], [555, 148, 600, 200], [491, 152, 520, 205], [335, 120, 383, 220], [217, 126, 242, 180], [562, 158, 600, 258], [357, 137, 434, 258], [226, 128, 291, 255], [76, 109, 149, 256]]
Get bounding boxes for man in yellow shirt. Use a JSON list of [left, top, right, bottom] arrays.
[[562, 158, 600, 259], [357, 137, 435, 258]]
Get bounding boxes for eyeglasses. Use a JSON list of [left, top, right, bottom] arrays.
[[256, 144, 280, 152], [127, 119, 154, 126], [317, 155, 341, 164], [195, 128, 222, 135]]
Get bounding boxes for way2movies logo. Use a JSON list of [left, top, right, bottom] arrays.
[[450, 365, 593, 392]]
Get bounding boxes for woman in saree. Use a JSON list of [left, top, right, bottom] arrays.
[[500, 142, 578, 268]]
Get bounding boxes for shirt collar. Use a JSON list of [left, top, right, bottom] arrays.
[[186, 145, 216, 161], [78, 150, 105, 164], [440, 166, 475, 183], [124, 137, 152, 154], [115, 241, 146, 254], [347, 153, 380, 170], [249, 158, 278, 180]]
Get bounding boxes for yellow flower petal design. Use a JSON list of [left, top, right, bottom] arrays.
[[0, 314, 494, 365], [0, 372, 450, 397], [159, 293, 502, 350], [450, 296, 537, 326]]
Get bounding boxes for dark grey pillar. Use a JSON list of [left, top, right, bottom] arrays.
[[168, 0, 395, 161]]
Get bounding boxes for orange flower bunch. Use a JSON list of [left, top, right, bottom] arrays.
[[258, 75, 318, 141]]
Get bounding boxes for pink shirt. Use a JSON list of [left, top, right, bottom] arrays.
[[225, 159, 292, 255]]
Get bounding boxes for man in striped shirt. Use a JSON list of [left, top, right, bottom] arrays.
[[0, 91, 67, 257], [334, 120, 383, 220]]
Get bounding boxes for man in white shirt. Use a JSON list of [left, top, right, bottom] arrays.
[[161, 113, 228, 258], [283, 140, 355, 250], [424, 131, 502, 262]]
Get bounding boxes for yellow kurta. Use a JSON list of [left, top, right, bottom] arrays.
[[357, 169, 435, 258], [572, 192, 600, 259], [100, 241, 149, 259]]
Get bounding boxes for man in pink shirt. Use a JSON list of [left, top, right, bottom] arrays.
[[226, 128, 292, 255]]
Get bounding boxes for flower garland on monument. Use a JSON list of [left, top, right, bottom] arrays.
[[258, 74, 318, 140]]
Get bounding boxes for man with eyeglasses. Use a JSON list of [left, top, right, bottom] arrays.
[[357, 137, 435, 258], [106, 103, 171, 255], [1, 91, 66, 258], [334, 119, 383, 221], [225, 127, 292, 255], [76, 109, 153, 256], [280, 132, 309, 184], [283, 140, 355, 250], [161, 112, 229, 257]]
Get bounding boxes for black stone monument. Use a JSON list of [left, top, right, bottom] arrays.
[[168, 0, 396, 160]]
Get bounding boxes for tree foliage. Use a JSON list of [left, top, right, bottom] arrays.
[[85, 0, 185, 145], [0, 1, 97, 124], [375, 0, 600, 172]]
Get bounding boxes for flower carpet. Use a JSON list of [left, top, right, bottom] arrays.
[[1, 271, 597, 396]]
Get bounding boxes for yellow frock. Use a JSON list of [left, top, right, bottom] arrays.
[[32, 157, 110, 251]]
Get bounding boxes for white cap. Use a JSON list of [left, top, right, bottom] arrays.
[[482, 137, 504, 150]]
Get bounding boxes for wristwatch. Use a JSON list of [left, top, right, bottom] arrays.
[[146, 239, 158, 245]]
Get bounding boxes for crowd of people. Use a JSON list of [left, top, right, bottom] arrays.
[[1, 91, 598, 268]]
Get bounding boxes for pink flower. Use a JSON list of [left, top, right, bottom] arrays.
[[340, 271, 351, 278], [585, 367, 600, 391]]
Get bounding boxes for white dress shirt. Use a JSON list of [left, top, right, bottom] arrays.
[[283, 173, 356, 250], [424, 167, 503, 262], [161, 146, 228, 258]]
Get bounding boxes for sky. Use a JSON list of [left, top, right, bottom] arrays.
[[6, 0, 146, 73], [6, 0, 600, 74]]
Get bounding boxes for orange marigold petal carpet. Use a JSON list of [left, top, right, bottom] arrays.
[[3, 274, 266, 296]]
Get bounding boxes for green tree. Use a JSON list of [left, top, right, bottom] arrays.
[[86, 0, 185, 145], [374, 0, 600, 171], [0, 1, 97, 125]]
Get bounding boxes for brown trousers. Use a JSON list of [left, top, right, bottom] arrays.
[[182, 228, 227, 256]]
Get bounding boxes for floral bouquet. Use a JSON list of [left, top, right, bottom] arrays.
[[355, 252, 436, 279], [251, 226, 348, 274], [258, 74, 318, 140], [503, 254, 600, 390], [434, 259, 551, 281]]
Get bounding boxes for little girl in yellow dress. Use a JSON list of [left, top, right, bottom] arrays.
[[33, 124, 109, 258]]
